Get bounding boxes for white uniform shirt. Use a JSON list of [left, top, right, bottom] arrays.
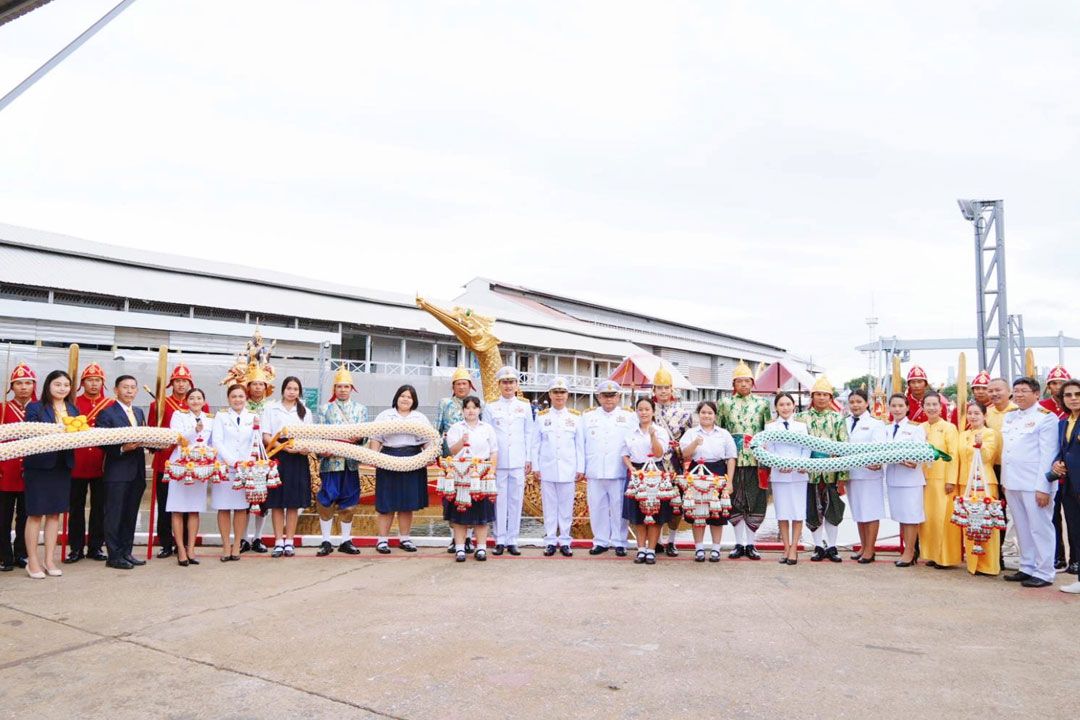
[[622, 424, 671, 464], [211, 408, 258, 468], [168, 410, 213, 463], [482, 396, 534, 469], [884, 418, 927, 488], [679, 425, 737, 463], [576, 406, 636, 479], [263, 402, 313, 437], [763, 417, 811, 484], [371, 408, 432, 448], [846, 413, 886, 481], [531, 407, 581, 483], [446, 420, 498, 461], [1000, 405, 1059, 493]]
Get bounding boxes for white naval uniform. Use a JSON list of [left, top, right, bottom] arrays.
[[575, 406, 635, 549], [884, 418, 926, 525], [763, 418, 811, 521], [210, 408, 258, 511], [1000, 404, 1060, 582], [531, 407, 581, 546], [166, 410, 212, 513], [482, 395, 534, 546], [846, 413, 887, 522]]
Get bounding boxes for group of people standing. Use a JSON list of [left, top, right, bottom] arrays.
[[2, 354, 1078, 593]]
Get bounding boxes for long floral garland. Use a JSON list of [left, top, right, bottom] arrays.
[[0, 418, 177, 462], [276, 419, 441, 472], [746, 429, 951, 473]]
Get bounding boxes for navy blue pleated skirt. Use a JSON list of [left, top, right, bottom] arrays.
[[375, 445, 429, 513], [265, 451, 312, 509]]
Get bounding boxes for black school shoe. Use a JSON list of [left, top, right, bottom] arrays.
[[492, 544, 505, 556], [664, 542, 679, 557], [506, 545, 521, 556], [728, 544, 745, 559], [544, 545, 557, 557], [614, 547, 627, 557], [810, 546, 827, 562], [1021, 577, 1053, 588], [559, 546, 573, 557], [316, 541, 333, 557], [826, 547, 843, 563], [251, 539, 269, 554], [744, 545, 762, 560]]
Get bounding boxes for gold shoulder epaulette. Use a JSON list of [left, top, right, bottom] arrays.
[[204, 412, 215, 419], [538, 408, 550, 416], [568, 408, 581, 416], [1037, 406, 1051, 414]]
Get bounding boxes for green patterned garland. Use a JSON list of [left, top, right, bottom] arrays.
[[746, 430, 950, 473]]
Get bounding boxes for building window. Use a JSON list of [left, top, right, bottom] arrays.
[[447, 348, 458, 367], [193, 306, 246, 322], [53, 290, 124, 311], [0, 283, 49, 303], [128, 298, 190, 317]]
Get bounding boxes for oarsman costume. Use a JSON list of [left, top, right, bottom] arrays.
[[905, 365, 949, 424], [530, 377, 581, 556], [796, 376, 849, 562], [482, 366, 534, 555], [1041, 366, 1075, 572], [652, 367, 692, 557], [1000, 385, 1060, 587], [950, 370, 991, 428], [68, 363, 113, 562], [718, 360, 772, 559], [0, 362, 36, 571], [149, 363, 198, 558], [315, 368, 367, 556], [576, 379, 635, 556]]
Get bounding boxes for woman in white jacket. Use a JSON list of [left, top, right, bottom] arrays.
[[763, 393, 811, 565], [884, 394, 927, 568], [166, 388, 213, 566], [211, 384, 257, 561]]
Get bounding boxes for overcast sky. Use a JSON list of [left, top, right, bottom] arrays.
[[1, 1, 1077, 384]]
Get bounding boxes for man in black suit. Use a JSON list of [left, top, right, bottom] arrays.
[[97, 375, 148, 570]]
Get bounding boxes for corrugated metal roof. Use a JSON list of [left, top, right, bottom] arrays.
[[0, 0, 54, 27]]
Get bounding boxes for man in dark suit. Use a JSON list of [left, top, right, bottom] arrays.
[[1053, 379, 1080, 593], [97, 375, 148, 570]]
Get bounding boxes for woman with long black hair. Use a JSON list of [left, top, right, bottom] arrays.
[[262, 376, 312, 558]]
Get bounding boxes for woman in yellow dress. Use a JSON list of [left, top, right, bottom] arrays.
[[920, 393, 961, 568], [956, 401, 1001, 575]]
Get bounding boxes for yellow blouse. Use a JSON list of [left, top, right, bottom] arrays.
[[985, 402, 1017, 432], [957, 427, 1000, 486], [923, 419, 959, 486]]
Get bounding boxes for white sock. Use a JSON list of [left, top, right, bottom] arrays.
[[455, 543, 465, 552], [319, 519, 332, 543], [734, 523, 747, 546], [400, 534, 410, 542], [745, 527, 756, 546], [825, 522, 839, 548], [377, 536, 388, 545], [251, 514, 265, 542], [695, 543, 704, 551], [811, 527, 824, 547], [340, 522, 352, 542], [705, 542, 714, 552]]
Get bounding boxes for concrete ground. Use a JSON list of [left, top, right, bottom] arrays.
[[0, 547, 1075, 720]]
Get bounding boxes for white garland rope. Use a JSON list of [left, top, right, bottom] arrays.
[[747, 429, 951, 473], [278, 419, 441, 472], [0, 424, 178, 462]]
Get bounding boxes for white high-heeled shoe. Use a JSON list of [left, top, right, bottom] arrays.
[[45, 567, 63, 577], [26, 568, 45, 579]]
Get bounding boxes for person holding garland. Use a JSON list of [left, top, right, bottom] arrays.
[[211, 384, 256, 562], [764, 393, 811, 565], [845, 388, 887, 563], [920, 392, 961, 569], [444, 396, 497, 562], [956, 399, 1002, 576], [368, 384, 433, 554], [314, 367, 367, 557], [261, 376, 311, 558], [166, 388, 213, 566], [796, 376, 848, 563], [621, 397, 670, 565], [679, 400, 736, 562], [884, 394, 926, 568]]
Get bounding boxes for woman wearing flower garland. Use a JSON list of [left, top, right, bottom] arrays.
[[920, 392, 961, 569], [166, 388, 212, 566], [621, 397, 670, 565], [211, 384, 255, 562], [262, 376, 312, 558], [763, 393, 810, 565], [884, 394, 926, 567], [679, 401, 736, 563], [445, 396, 497, 562], [956, 400, 1001, 576]]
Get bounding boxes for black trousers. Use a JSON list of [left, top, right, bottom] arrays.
[[1058, 482, 1080, 565], [0, 490, 27, 564], [69, 476, 105, 553], [104, 478, 146, 561], [154, 472, 175, 549]]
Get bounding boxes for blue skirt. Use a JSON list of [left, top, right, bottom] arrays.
[[25, 466, 71, 516], [443, 497, 495, 526], [375, 446, 429, 513], [265, 452, 312, 509]]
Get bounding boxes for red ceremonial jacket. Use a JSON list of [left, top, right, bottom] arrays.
[[1040, 397, 1067, 420], [72, 392, 115, 479], [907, 392, 951, 426], [0, 400, 27, 492]]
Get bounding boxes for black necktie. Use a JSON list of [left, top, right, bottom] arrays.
[[783, 420, 789, 430], [851, 416, 860, 433], [893, 423, 899, 438], [236, 415, 241, 426]]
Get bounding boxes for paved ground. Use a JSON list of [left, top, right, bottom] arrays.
[[0, 547, 1075, 720]]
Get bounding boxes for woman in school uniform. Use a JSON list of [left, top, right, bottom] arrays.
[[920, 392, 961, 569], [262, 376, 312, 558], [679, 401, 737, 563], [166, 388, 212, 566], [369, 385, 434, 555], [845, 389, 887, 563], [444, 396, 498, 562], [956, 400, 1002, 576], [884, 394, 927, 567], [621, 397, 670, 566], [211, 384, 255, 562], [763, 392, 811, 565], [23, 370, 78, 579]]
